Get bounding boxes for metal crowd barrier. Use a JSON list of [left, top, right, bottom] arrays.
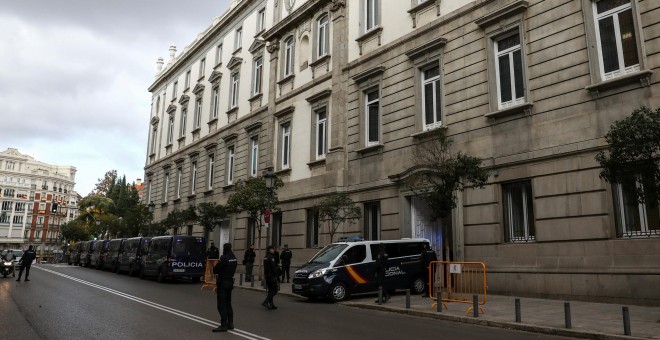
[[201, 259, 219, 292], [429, 261, 487, 315]]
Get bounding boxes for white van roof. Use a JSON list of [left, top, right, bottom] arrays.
[[331, 238, 430, 246]]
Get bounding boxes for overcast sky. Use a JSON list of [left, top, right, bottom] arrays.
[[0, 0, 231, 195]]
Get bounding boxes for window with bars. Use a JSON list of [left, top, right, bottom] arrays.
[[613, 175, 660, 237], [503, 180, 535, 243]]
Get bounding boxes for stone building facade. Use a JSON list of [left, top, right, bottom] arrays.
[[0, 148, 77, 259], [144, 0, 659, 304]]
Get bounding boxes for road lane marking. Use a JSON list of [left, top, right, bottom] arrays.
[[35, 266, 270, 340]]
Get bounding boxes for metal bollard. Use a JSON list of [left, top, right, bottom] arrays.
[[622, 306, 631, 336], [473, 295, 479, 317], [436, 291, 442, 313], [405, 289, 411, 309], [515, 298, 521, 323], [564, 302, 572, 329], [378, 286, 383, 305], [239, 273, 243, 286]]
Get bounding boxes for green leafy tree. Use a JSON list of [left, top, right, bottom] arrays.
[[195, 202, 228, 243], [61, 220, 90, 242], [406, 129, 489, 220], [596, 106, 660, 204], [316, 192, 362, 243], [92, 170, 118, 196], [227, 176, 283, 280]]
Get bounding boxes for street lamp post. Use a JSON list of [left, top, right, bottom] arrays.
[[263, 169, 276, 247], [148, 201, 156, 236]]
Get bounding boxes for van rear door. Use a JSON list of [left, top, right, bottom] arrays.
[[170, 236, 206, 275]]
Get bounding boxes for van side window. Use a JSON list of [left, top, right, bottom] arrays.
[[343, 245, 366, 264], [399, 242, 423, 257]]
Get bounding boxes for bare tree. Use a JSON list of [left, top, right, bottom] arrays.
[[317, 192, 361, 243]]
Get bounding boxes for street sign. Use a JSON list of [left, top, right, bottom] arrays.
[[264, 209, 271, 223], [449, 263, 462, 274]]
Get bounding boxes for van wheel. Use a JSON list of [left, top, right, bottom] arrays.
[[157, 269, 166, 283], [411, 276, 425, 295], [191, 276, 200, 284], [329, 282, 349, 302]]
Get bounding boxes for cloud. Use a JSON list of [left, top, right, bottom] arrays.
[[0, 0, 231, 195]]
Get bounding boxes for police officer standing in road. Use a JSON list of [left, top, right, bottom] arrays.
[[243, 244, 256, 282], [374, 244, 390, 303], [262, 245, 278, 310], [207, 242, 220, 260], [280, 244, 292, 283], [420, 243, 437, 297], [16, 245, 36, 282], [212, 243, 238, 332]]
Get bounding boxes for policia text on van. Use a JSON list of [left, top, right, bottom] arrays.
[[292, 239, 429, 302]]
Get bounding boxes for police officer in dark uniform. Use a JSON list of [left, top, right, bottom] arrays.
[[280, 244, 292, 283], [16, 245, 37, 281], [212, 243, 238, 332], [262, 245, 278, 310], [420, 243, 437, 297], [374, 244, 390, 303], [207, 242, 219, 260], [243, 245, 256, 282]]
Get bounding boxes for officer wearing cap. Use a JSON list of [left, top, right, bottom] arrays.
[[212, 243, 237, 332]]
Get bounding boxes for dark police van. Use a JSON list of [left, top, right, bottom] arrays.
[[292, 239, 429, 302], [90, 240, 110, 269], [68, 242, 82, 266], [140, 236, 206, 283], [117, 236, 151, 276], [102, 238, 126, 272], [79, 240, 97, 267]]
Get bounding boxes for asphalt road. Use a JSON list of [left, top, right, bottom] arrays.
[[1, 264, 571, 340]]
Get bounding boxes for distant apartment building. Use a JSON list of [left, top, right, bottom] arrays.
[[143, 0, 659, 304], [0, 148, 78, 259]]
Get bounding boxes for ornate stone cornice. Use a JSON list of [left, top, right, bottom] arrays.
[[329, 0, 345, 12]]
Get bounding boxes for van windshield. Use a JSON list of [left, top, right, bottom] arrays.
[[309, 244, 348, 264], [172, 237, 205, 257]]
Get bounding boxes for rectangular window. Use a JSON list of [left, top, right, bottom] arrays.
[[37, 216, 44, 225], [315, 109, 327, 160], [211, 87, 219, 119], [284, 37, 294, 77], [13, 215, 23, 224], [190, 161, 197, 195], [365, 88, 380, 146], [594, 0, 639, 80], [173, 81, 178, 99], [227, 146, 235, 185], [215, 44, 223, 65], [176, 167, 183, 199], [252, 57, 263, 95], [147, 180, 152, 204], [5, 161, 15, 170], [150, 125, 158, 154], [0, 212, 8, 224], [613, 177, 660, 237], [307, 209, 320, 248], [364, 202, 381, 240], [167, 115, 174, 144], [317, 14, 329, 57], [207, 154, 215, 190], [281, 123, 291, 169], [495, 33, 525, 109], [230, 72, 240, 108], [503, 180, 535, 243], [15, 202, 25, 212], [235, 27, 243, 50], [422, 65, 442, 130], [250, 137, 259, 177], [199, 58, 206, 78], [1, 201, 12, 211], [163, 172, 169, 201], [257, 8, 266, 32], [180, 108, 187, 137], [364, 0, 379, 32], [185, 70, 191, 89], [194, 98, 202, 129]]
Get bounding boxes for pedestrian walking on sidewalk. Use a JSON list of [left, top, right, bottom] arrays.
[[212, 243, 238, 332], [420, 243, 437, 297], [243, 244, 256, 282], [374, 244, 390, 303], [280, 244, 292, 283], [262, 245, 278, 310], [16, 245, 36, 282]]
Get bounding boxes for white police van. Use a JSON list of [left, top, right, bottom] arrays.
[[292, 238, 429, 302]]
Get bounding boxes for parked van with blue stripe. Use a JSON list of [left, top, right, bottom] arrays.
[[292, 239, 429, 302]]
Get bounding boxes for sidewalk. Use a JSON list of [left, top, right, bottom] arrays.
[[234, 278, 660, 340]]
